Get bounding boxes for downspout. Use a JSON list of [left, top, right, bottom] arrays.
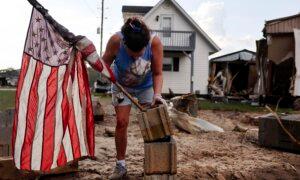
[[190, 32, 196, 93], [190, 51, 194, 93]]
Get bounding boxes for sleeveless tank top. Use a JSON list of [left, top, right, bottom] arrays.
[[113, 32, 154, 90]]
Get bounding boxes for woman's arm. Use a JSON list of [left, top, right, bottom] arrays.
[[151, 36, 164, 96], [75, 35, 120, 82], [102, 34, 121, 66]]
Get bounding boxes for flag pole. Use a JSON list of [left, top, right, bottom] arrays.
[[27, 0, 83, 44]]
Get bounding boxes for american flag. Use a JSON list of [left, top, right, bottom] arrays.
[[12, 2, 114, 172]]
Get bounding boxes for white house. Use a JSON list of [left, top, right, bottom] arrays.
[[122, 0, 220, 94]]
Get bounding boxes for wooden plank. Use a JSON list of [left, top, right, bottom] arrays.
[[144, 137, 177, 175], [143, 113, 154, 141], [162, 105, 173, 135], [0, 157, 24, 179], [0, 157, 78, 179], [158, 106, 170, 135]]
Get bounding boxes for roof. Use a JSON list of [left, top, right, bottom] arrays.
[[264, 13, 300, 34], [143, 0, 220, 53], [122, 6, 153, 14], [210, 49, 256, 63], [266, 13, 300, 24]]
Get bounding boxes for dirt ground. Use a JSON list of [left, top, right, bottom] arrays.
[[43, 98, 300, 180]]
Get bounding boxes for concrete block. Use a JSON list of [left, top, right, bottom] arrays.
[[144, 137, 177, 175], [259, 114, 300, 153]]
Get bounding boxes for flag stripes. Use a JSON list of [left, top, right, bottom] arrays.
[[13, 52, 94, 171]]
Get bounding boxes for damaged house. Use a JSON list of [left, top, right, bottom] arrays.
[[256, 13, 300, 105], [209, 49, 257, 97]]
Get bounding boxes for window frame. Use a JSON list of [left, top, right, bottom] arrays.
[[162, 56, 180, 72], [160, 14, 173, 38]]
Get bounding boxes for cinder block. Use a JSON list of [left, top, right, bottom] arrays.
[[144, 174, 177, 180], [259, 114, 300, 153], [144, 137, 177, 175], [137, 105, 173, 142], [92, 96, 105, 122]]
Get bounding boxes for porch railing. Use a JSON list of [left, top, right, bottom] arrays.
[[151, 30, 196, 52]]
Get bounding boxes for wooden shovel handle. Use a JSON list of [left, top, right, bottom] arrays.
[[114, 82, 145, 111]]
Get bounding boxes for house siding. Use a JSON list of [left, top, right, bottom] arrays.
[[162, 56, 191, 94]]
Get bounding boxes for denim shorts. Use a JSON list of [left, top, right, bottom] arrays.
[[111, 85, 154, 107]]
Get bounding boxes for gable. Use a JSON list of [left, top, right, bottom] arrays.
[[144, 0, 220, 52], [144, 1, 193, 31]]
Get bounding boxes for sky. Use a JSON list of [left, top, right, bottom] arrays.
[[0, 0, 299, 69]]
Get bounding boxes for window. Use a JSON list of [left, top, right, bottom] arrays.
[[163, 57, 179, 72], [162, 16, 171, 37]]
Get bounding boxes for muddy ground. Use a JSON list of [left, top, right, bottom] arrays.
[[43, 98, 300, 180]]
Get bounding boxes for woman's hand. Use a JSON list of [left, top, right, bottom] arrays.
[[151, 94, 167, 107]]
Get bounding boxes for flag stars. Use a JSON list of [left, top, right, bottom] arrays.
[[28, 47, 34, 52], [39, 27, 44, 33], [50, 40, 55, 47], [43, 47, 48, 52], [34, 42, 39, 47], [41, 37, 47, 42], [45, 56, 50, 61], [36, 17, 42, 22], [53, 50, 58, 55], [32, 32, 37, 37]]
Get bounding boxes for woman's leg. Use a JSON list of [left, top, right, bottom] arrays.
[[114, 105, 131, 160]]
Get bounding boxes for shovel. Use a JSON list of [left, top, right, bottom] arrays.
[[114, 82, 146, 112], [113, 82, 173, 142]]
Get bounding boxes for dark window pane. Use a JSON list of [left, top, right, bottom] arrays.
[[173, 57, 179, 71], [162, 17, 171, 37], [163, 64, 172, 71]]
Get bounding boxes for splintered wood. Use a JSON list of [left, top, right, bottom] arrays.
[[137, 105, 173, 142]]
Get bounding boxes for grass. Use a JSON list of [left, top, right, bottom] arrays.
[[0, 90, 112, 111], [0, 89, 297, 114], [198, 99, 297, 114], [0, 90, 16, 111]]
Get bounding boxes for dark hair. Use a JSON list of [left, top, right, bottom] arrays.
[[121, 17, 150, 52]]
